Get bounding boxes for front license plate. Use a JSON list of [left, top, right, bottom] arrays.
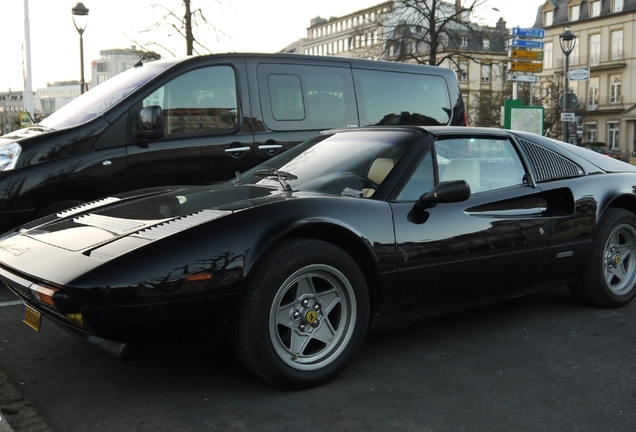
[[22, 304, 41, 332]]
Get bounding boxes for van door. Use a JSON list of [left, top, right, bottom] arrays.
[[126, 63, 254, 189]]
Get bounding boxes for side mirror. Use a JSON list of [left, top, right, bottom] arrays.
[[414, 180, 470, 211], [138, 105, 164, 139]]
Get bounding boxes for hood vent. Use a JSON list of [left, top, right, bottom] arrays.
[[73, 213, 145, 233], [132, 209, 229, 241], [57, 197, 121, 219]]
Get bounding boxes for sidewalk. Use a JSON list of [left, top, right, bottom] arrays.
[[0, 369, 51, 432]]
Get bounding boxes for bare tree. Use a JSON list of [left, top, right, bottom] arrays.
[[133, 0, 230, 56], [353, 0, 505, 67], [469, 89, 510, 127]]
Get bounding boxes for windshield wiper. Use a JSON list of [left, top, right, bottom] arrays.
[[254, 169, 298, 191]]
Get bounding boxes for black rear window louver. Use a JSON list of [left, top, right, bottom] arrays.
[[518, 139, 584, 182]]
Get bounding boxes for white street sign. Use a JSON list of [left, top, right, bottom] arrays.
[[561, 112, 575, 122], [508, 73, 540, 83], [569, 68, 590, 81]]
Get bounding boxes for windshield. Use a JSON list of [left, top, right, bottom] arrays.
[[234, 129, 419, 197], [40, 63, 170, 130]]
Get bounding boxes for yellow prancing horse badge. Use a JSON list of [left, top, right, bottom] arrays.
[[305, 310, 318, 324]]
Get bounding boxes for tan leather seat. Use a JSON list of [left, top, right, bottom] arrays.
[[441, 159, 480, 192], [363, 158, 396, 197]]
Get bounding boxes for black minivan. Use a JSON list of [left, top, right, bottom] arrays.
[[0, 53, 466, 231]]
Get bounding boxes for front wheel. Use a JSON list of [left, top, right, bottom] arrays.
[[569, 208, 636, 308], [233, 239, 369, 389]]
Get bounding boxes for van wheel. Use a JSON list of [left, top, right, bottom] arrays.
[[233, 238, 369, 389], [37, 200, 85, 218]]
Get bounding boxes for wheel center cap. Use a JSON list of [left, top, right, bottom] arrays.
[[615, 253, 621, 265], [305, 309, 318, 324]]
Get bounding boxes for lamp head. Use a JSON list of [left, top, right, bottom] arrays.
[[559, 27, 576, 55], [72, 2, 89, 34]]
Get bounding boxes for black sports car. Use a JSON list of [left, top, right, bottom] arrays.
[[2, 126, 636, 389]]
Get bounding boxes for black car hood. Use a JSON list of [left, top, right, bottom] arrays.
[[20, 184, 288, 252]]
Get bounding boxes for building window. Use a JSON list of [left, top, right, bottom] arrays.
[[590, 1, 601, 17], [460, 35, 468, 47], [611, 30, 623, 59], [483, 39, 490, 50], [96, 62, 110, 72], [585, 123, 597, 142], [481, 64, 491, 84], [544, 42, 553, 69], [613, 0, 624, 12], [608, 122, 619, 150], [570, 5, 580, 21], [589, 34, 601, 66], [457, 61, 468, 82], [588, 77, 599, 110], [544, 10, 553, 26], [610, 75, 622, 103]]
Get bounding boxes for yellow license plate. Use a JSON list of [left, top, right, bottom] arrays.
[[22, 304, 42, 332]]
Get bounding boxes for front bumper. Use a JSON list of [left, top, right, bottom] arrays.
[[1, 265, 241, 359]]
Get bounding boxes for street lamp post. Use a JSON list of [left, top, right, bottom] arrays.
[[72, 2, 89, 95], [559, 27, 577, 143]]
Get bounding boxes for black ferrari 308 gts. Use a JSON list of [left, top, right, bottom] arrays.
[[2, 126, 636, 389]]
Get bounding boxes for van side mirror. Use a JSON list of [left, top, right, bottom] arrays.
[[414, 180, 470, 211], [138, 105, 164, 139]]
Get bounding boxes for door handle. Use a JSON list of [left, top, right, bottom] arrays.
[[258, 144, 283, 150], [224, 147, 250, 153]]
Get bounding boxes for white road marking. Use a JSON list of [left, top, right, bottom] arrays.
[[0, 301, 23, 307]]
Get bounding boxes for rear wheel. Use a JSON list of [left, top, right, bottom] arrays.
[[233, 238, 369, 389], [569, 208, 636, 307]]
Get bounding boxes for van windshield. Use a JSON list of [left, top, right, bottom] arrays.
[[40, 63, 169, 130]]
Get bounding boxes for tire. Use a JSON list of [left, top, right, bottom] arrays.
[[233, 238, 370, 389], [37, 200, 85, 218], [569, 208, 636, 308]]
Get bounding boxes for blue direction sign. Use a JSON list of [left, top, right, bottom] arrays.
[[511, 39, 545, 49], [512, 27, 545, 39]]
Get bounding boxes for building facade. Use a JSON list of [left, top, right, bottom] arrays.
[[36, 81, 82, 116], [0, 92, 25, 134], [535, 0, 636, 152], [297, 0, 511, 127], [91, 46, 160, 87]]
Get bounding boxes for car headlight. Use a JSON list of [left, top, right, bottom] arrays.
[[0, 143, 21, 171]]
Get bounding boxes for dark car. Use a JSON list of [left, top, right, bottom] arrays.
[[584, 146, 628, 162], [0, 53, 466, 232], [2, 126, 636, 389]]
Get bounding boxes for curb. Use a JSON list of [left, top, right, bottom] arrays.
[[0, 368, 51, 432]]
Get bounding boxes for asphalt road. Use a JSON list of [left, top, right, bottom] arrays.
[[1, 284, 636, 432]]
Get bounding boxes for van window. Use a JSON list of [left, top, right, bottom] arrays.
[[143, 65, 238, 135], [353, 69, 452, 126], [267, 74, 305, 121], [257, 64, 357, 131]]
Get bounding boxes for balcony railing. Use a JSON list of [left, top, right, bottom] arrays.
[[575, 95, 626, 111], [554, 50, 626, 69]]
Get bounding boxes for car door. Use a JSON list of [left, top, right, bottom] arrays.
[[390, 135, 553, 319], [126, 63, 255, 189]]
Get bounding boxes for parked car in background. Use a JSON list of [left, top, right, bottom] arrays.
[[584, 146, 629, 162], [0, 53, 466, 233], [3, 126, 636, 389]]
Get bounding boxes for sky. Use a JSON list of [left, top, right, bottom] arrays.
[[0, 0, 545, 92]]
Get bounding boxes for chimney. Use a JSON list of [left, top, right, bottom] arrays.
[[456, 0, 461, 13]]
